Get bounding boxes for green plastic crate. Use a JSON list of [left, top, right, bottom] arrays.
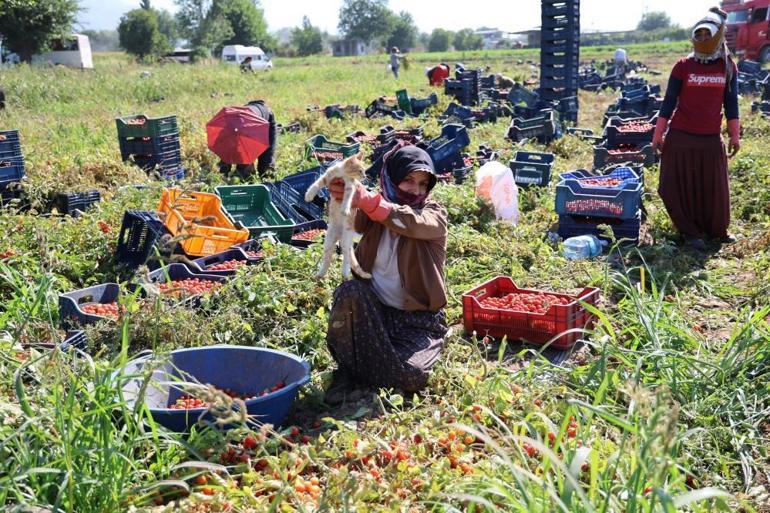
[[396, 89, 412, 115], [116, 115, 178, 139], [304, 135, 361, 162], [215, 184, 295, 242]]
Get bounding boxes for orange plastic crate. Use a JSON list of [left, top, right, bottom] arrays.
[[462, 276, 600, 350], [158, 188, 249, 257]]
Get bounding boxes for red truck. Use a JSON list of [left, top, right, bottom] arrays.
[[721, 0, 770, 62]]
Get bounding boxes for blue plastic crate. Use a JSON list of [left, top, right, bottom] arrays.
[[542, 40, 580, 54], [507, 110, 562, 143], [118, 345, 311, 432], [541, 16, 580, 31], [146, 263, 226, 297], [555, 177, 642, 220], [190, 248, 256, 277], [266, 180, 324, 225], [558, 212, 641, 243], [0, 156, 25, 192], [119, 134, 180, 157], [542, 1, 580, 17], [51, 190, 101, 217], [290, 219, 328, 249], [59, 283, 122, 327], [593, 142, 656, 168], [282, 167, 328, 206], [559, 167, 641, 190], [509, 151, 555, 186], [508, 84, 540, 107], [131, 150, 183, 171], [115, 210, 169, 269], [423, 124, 471, 174]]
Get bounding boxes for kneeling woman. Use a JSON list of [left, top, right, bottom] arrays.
[[325, 146, 448, 403]]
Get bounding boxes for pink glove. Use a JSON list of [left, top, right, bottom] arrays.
[[727, 118, 740, 158], [352, 184, 391, 222], [651, 117, 669, 155]]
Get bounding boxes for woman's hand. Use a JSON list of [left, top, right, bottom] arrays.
[[651, 116, 669, 156], [727, 119, 741, 158], [328, 178, 345, 201]]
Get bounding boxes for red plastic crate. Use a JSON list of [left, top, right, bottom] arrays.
[[462, 276, 600, 349]]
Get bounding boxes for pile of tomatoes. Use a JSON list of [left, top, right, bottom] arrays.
[[578, 177, 623, 188], [0, 250, 15, 259], [313, 151, 344, 161], [81, 302, 122, 318], [616, 121, 653, 133], [565, 198, 624, 216], [244, 250, 263, 259], [258, 380, 286, 397], [292, 229, 325, 241], [607, 143, 640, 155], [168, 382, 287, 410], [480, 292, 572, 314], [206, 259, 246, 272], [351, 134, 378, 144], [158, 278, 221, 296]]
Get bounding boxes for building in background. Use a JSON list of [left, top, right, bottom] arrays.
[[332, 38, 370, 57]]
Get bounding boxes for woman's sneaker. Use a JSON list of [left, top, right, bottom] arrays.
[[684, 236, 707, 251]]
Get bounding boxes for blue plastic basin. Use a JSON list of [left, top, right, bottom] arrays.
[[119, 345, 310, 432]]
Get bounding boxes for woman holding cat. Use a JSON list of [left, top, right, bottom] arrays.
[[323, 145, 448, 404]]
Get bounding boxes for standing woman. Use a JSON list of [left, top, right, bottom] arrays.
[[323, 145, 448, 404], [652, 7, 739, 250]]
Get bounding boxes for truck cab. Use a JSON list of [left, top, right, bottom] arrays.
[[722, 0, 770, 62]]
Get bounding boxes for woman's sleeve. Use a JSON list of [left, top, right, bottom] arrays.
[[659, 66, 684, 119], [354, 209, 372, 233], [724, 68, 739, 120], [378, 202, 447, 241]]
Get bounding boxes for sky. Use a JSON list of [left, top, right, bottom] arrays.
[[77, 0, 717, 34]]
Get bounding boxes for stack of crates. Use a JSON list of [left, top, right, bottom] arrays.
[[555, 167, 643, 243], [539, 0, 580, 123], [116, 115, 184, 180], [444, 67, 482, 106], [0, 129, 25, 204]]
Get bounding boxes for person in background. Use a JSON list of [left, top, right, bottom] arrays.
[[323, 145, 448, 404], [218, 99, 277, 180], [389, 47, 403, 78], [651, 7, 739, 251], [495, 73, 515, 89], [240, 56, 253, 73], [425, 63, 450, 86], [0, 86, 5, 110], [613, 48, 629, 75]]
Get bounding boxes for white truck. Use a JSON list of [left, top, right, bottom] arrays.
[[221, 45, 272, 71], [31, 34, 93, 69]]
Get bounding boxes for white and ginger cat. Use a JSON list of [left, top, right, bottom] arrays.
[[304, 152, 372, 280]]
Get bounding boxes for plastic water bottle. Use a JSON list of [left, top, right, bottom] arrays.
[[562, 235, 607, 261]]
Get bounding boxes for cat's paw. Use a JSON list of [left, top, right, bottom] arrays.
[[341, 207, 351, 217], [304, 191, 316, 202]]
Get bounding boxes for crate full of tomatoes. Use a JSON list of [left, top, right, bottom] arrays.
[[555, 169, 642, 220], [462, 276, 600, 350]]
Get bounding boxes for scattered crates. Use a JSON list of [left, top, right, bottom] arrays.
[[145, 263, 225, 302], [59, 283, 121, 327], [462, 275, 600, 350], [290, 219, 328, 249], [506, 110, 562, 144], [60, 330, 88, 351], [115, 210, 170, 269], [281, 167, 328, 206], [266, 180, 324, 226], [0, 130, 25, 194], [559, 166, 641, 189], [557, 211, 642, 244], [50, 190, 101, 217], [507, 84, 541, 107], [555, 172, 642, 220], [215, 184, 295, 242], [158, 188, 250, 257], [0, 157, 25, 193], [365, 98, 407, 119], [509, 151, 555, 186], [395, 89, 438, 115], [304, 135, 360, 165], [593, 142, 656, 168]]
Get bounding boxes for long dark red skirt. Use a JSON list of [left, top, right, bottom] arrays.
[[658, 129, 730, 239]]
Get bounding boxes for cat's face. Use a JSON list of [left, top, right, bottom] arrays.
[[341, 151, 366, 181]]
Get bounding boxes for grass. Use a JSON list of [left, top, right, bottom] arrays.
[[0, 46, 769, 512]]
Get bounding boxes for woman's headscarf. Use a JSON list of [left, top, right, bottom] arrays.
[[379, 144, 437, 209], [689, 7, 734, 87]]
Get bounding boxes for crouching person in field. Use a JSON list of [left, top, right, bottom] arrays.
[[323, 145, 448, 404]]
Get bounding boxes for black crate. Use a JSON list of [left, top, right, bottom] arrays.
[[51, 190, 101, 217], [115, 210, 170, 269]]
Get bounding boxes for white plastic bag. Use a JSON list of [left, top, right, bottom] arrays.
[[475, 161, 519, 225]]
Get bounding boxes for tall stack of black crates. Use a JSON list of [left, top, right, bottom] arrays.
[[116, 115, 184, 180], [444, 67, 482, 106], [540, 0, 580, 123]]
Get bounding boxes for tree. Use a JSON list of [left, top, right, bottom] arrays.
[[0, 0, 80, 61], [118, 8, 170, 60], [141, 0, 152, 9], [338, 0, 394, 44], [428, 28, 452, 52], [291, 16, 323, 56], [175, 0, 212, 42], [637, 11, 672, 31], [155, 9, 178, 47], [453, 28, 483, 51], [212, 0, 275, 52], [385, 11, 417, 51]]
